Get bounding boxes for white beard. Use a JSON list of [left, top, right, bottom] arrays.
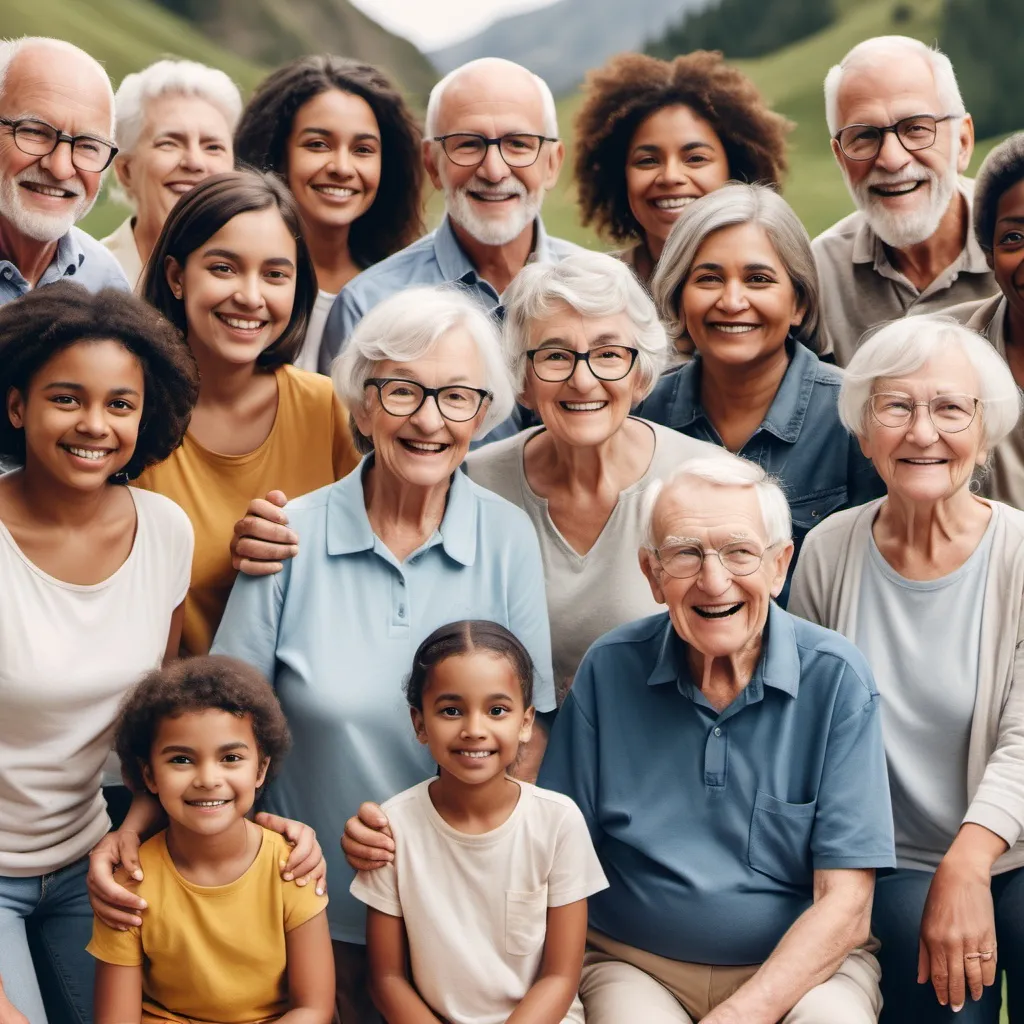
[[441, 165, 543, 247], [0, 167, 94, 243]]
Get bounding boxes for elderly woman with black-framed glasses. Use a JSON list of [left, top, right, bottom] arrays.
[[790, 314, 1024, 1024], [210, 284, 556, 1024]]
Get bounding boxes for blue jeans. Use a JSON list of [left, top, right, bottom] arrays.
[[0, 857, 94, 1024], [873, 865, 1024, 1023]]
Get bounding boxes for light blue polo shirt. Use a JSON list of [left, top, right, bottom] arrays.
[[0, 225, 129, 303], [538, 604, 895, 966], [211, 457, 556, 943]]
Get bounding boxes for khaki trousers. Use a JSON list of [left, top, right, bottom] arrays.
[[580, 929, 882, 1023], [332, 940, 383, 1024]]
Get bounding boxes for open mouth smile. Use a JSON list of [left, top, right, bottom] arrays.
[[59, 444, 115, 461], [21, 182, 78, 199], [312, 185, 358, 199], [709, 323, 760, 334], [870, 180, 925, 198], [898, 457, 948, 464], [651, 196, 697, 210], [399, 439, 451, 454], [216, 313, 268, 333], [693, 602, 744, 619], [560, 400, 607, 412]]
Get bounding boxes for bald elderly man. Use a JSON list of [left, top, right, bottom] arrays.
[[318, 57, 579, 373], [813, 36, 995, 365], [0, 37, 128, 302]]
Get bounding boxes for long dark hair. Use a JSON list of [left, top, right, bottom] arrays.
[[234, 55, 424, 269]]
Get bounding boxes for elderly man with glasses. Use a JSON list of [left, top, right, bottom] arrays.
[[0, 37, 128, 303], [812, 36, 996, 366]]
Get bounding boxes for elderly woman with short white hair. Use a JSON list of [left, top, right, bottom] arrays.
[[465, 251, 721, 697], [789, 314, 1024, 1024], [102, 59, 240, 286], [210, 285, 556, 1024]]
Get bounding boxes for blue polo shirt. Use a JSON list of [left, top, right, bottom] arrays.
[[211, 457, 556, 943], [0, 225, 129, 303], [538, 605, 895, 966]]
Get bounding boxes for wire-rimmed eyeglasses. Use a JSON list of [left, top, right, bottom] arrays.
[[868, 392, 979, 433], [653, 542, 772, 579]]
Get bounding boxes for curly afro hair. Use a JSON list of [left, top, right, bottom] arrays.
[[234, 55, 424, 270], [115, 655, 291, 794], [0, 281, 198, 480], [574, 51, 792, 243]]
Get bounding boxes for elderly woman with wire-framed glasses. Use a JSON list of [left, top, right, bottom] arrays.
[[210, 284, 556, 1019], [790, 313, 1024, 1024]]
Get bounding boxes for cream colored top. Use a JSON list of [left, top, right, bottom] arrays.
[[100, 215, 145, 291]]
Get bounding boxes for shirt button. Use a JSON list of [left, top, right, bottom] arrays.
[[398, 604, 406, 617], [713, 727, 722, 737], [397, 577, 405, 587]]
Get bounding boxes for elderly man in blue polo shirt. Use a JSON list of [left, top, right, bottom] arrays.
[[0, 37, 129, 302]]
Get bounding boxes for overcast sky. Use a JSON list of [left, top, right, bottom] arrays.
[[350, 0, 562, 51]]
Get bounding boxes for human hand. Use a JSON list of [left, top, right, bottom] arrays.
[[88, 829, 147, 929], [341, 803, 394, 871], [231, 491, 298, 576], [0, 993, 30, 1024], [256, 811, 326, 895]]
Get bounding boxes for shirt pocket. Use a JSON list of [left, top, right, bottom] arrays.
[[748, 790, 815, 887], [788, 486, 848, 542], [505, 887, 548, 956]]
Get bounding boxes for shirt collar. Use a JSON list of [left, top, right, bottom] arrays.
[[326, 454, 478, 566], [432, 212, 555, 284], [52, 229, 85, 278]]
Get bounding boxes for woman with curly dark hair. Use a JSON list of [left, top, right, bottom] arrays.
[[235, 55, 425, 370], [575, 50, 791, 284]]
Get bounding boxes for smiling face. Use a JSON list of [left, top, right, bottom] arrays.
[[993, 177, 1024, 327], [412, 649, 534, 786], [165, 206, 298, 367], [115, 93, 234, 242], [143, 709, 268, 837], [626, 104, 730, 258], [858, 349, 987, 504], [832, 53, 972, 249], [681, 222, 806, 369], [285, 88, 382, 237], [0, 45, 113, 243], [641, 478, 791, 662], [7, 339, 143, 488]]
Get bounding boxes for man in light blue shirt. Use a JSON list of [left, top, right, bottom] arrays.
[[0, 38, 129, 304]]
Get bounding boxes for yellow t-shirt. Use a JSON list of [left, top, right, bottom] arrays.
[[88, 827, 328, 1024], [136, 364, 358, 655]]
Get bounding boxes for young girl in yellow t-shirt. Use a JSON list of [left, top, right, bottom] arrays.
[[88, 656, 334, 1024]]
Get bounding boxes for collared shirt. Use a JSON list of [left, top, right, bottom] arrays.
[[538, 605, 895, 966], [211, 457, 556, 943], [0, 224, 130, 303], [812, 177, 997, 366], [100, 216, 144, 290], [634, 342, 885, 601]]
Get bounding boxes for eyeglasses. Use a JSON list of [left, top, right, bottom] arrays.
[[0, 116, 118, 173], [868, 392, 979, 433], [364, 378, 492, 422], [526, 345, 640, 383], [654, 542, 771, 579], [833, 114, 955, 162], [432, 132, 558, 168]]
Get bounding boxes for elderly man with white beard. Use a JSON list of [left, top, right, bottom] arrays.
[[318, 57, 579, 374], [812, 36, 995, 366], [0, 37, 128, 302]]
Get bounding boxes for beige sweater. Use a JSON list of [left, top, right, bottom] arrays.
[[789, 498, 1024, 874]]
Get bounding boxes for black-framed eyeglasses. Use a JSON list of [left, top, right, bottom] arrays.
[[526, 345, 640, 383], [364, 378, 492, 422], [432, 132, 559, 168], [833, 114, 956, 162], [0, 116, 118, 173], [868, 392, 979, 433], [654, 542, 773, 579]]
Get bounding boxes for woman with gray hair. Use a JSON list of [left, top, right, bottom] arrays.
[[789, 314, 1024, 1023], [102, 59, 240, 286], [636, 182, 883, 596], [210, 284, 555, 1024], [466, 251, 721, 697]]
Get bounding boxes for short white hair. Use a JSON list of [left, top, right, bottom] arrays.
[[502, 251, 669, 399], [838, 314, 1022, 450], [824, 36, 966, 136], [331, 285, 516, 440], [640, 455, 793, 551], [424, 58, 558, 138]]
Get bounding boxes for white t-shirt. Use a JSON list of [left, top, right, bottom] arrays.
[[293, 289, 338, 373], [351, 779, 607, 1024], [0, 488, 193, 876]]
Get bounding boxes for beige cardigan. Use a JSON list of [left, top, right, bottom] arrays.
[[789, 498, 1024, 874]]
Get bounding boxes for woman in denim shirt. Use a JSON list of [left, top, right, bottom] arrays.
[[636, 183, 883, 600]]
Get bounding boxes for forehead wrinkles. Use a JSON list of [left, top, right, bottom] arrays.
[[653, 487, 766, 545]]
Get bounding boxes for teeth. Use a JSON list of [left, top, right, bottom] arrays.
[[404, 440, 445, 451], [221, 316, 265, 330], [694, 603, 743, 619], [903, 458, 944, 464], [562, 401, 606, 411], [473, 193, 516, 202], [316, 186, 356, 197], [653, 196, 696, 209], [457, 751, 493, 758], [712, 324, 758, 333], [187, 800, 228, 807], [874, 182, 921, 196], [26, 184, 72, 198], [65, 446, 109, 460]]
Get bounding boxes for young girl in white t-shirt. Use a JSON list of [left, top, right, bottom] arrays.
[[350, 620, 607, 1024]]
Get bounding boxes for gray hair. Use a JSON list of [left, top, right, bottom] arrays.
[[640, 455, 793, 551], [838, 314, 1021, 450], [502, 251, 669, 399], [824, 36, 966, 136], [424, 58, 558, 138], [651, 183, 822, 356], [331, 285, 516, 441], [973, 132, 1024, 262]]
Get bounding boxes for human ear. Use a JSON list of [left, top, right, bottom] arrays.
[[165, 256, 185, 301], [541, 139, 565, 190], [255, 758, 270, 790], [142, 761, 158, 796], [639, 548, 667, 605], [423, 139, 443, 191], [518, 705, 535, 746], [410, 706, 429, 746], [113, 155, 133, 196], [6, 386, 25, 430], [352, 399, 374, 442], [768, 542, 795, 599], [956, 114, 975, 174]]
